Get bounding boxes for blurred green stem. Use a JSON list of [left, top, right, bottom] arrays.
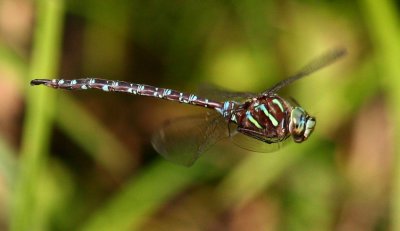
[[57, 95, 134, 176], [216, 142, 306, 210], [11, 0, 64, 230], [359, 0, 400, 230], [80, 160, 211, 231]]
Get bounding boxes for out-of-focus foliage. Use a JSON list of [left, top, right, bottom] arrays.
[[0, 0, 399, 230]]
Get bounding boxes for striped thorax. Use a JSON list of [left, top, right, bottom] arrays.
[[223, 94, 315, 144]]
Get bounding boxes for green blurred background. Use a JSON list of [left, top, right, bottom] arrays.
[[0, 0, 399, 230]]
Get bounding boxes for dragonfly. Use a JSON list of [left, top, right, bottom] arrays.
[[31, 48, 346, 166]]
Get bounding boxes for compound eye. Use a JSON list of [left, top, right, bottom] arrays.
[[289, 107, 308, 143], [304, 117, 316, 138]]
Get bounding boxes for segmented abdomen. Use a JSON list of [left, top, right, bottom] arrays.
[[30, 78, 223, 109]]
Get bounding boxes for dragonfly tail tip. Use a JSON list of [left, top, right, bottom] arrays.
[[30, 79, 51, 86]]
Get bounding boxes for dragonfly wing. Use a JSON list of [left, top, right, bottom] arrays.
[[264, 48, 347, 94], [197, 84, 258, 103], [151, 112, 229, 166]]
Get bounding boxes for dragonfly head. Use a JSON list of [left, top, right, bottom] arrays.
[[289, 107, 316, 143]]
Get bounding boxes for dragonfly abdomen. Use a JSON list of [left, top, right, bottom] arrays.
[[30, 78, 223, 109]]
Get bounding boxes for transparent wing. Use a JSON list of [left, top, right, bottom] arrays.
[[265, 48, 347, 94], [197, 84, 258, 103], [228, 124, 289, 153], [151, 112, 229, 166], [287, 96, 301, 107]]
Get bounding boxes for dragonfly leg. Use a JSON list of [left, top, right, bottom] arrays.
[[236, 127, 286, 144]]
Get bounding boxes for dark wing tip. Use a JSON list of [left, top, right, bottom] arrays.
[[30, 79, 51, 86]]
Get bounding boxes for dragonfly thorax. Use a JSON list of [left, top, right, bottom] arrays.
[[223, 95, 316, 144], [229, 95, 292, 143]]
